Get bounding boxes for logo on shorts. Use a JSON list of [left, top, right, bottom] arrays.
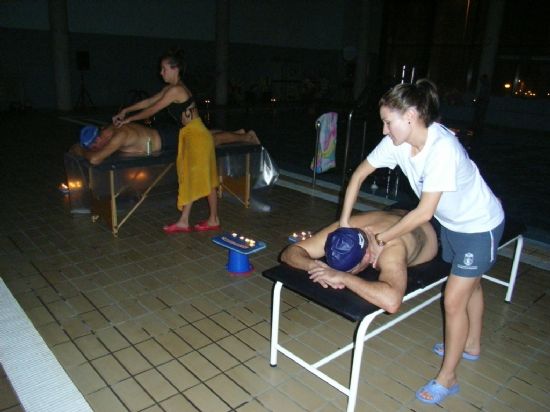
[[463, 252, 474, 266]]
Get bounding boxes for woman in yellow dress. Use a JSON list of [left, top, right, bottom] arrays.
[[163, 97, 221, 233]]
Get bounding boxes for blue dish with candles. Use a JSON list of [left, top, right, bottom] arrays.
[[212, 232, 267, 275]]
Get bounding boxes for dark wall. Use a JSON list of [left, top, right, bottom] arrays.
[[0, 28, 342, 110]]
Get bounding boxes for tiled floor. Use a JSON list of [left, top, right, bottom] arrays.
[[1, 112, 549, 411]]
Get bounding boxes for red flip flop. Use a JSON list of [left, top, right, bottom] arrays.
[[163, 223, 194, 234], [193, 220, 221, 232]]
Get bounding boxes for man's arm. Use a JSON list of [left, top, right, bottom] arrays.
[[339, 160, 377, 227], [280, 233, 327, 272]]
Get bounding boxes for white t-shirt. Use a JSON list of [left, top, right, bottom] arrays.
[[367, 123, 504, 233]]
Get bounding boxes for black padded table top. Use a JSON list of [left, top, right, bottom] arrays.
[[263, 257, 451, 322]]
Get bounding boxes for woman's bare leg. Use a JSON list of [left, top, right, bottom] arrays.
[[417, 275, 481, 401], [175, 202, 193, 228], [464, 282, 483, 356], [205, 188, 220, 227]]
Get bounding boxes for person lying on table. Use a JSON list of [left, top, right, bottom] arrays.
[[280, 209, 438, 313], [69, 123, 260, 166]]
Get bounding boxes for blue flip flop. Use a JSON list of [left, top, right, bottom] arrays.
[[416, 380, 460, 404], [433, 342, 480, 361]]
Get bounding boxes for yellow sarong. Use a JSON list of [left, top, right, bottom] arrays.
[[176, 118, 219, 209]]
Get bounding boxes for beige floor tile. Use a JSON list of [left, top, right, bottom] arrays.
[[136, 338, 173, 366], [516, 367, 550, 392], [135, 312, 170, 336], [226, 364, 270, 396], [83, 289, 113, 308], [158, 359, 200, 391], [91, 354, 130, 385], [382, 361, 426, 391], [506, 376, 550, 406], [356, 380, 403, 411], [277, 377, 329, 410], [86, 386, 127, 412], [187, 296, 223, 317], [172, 301, 207, 322], [156, 308, 187, 328], [47, 299, 76, 320], [50, 340, 86, 368], [483, 398, 530, 412], [95, 326, 130, 352], [156, 330, 192, 358], [299, 372, 344, 402], [179, 350, 220, 381], [256, 388, 307, 411], [99, 304, 130, 323], [141, 405, 164, 412], [60, 317, 91, 339], [160, 394, 199, 412], [112, 377, 155, 411], [114, 346, 152, 375], [34, 286, 62, 305], [218, 335, 256, 362], [210, 310, 248, 334], [365, 369, 414, 404], [67, 362, 106, 395], [236, 327, 270, 351], [117, 298, 149, 317], [26, 305, 55, 326], [235, 398, 270, 411], [116, 320, 150, 344], [66, 294, 95, 314], [184, 383, 231, 412], [135, 368, 178, 402], [193, 317, 230, 341], [225, 305, 264, 327], [175, 323, 213, 349], [200, 343, 240, 371], [155, 288, 184, 306], [207, 373, 251, 408], [244, 356, 290, 386], [494, 386, 547, 412], [138, 293, 168, 312]]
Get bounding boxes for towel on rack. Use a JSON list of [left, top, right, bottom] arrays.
[[310, 112, 337, 173]]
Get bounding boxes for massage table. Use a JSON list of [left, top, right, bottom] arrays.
[[262, 219, 524, 411], [63, 143, 263, 236]]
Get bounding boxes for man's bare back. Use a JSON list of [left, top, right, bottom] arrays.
[[348, 209, 438, 267], [103, 123, 161, 155]]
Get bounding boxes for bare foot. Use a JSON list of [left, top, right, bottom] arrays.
[[246, 130, 260, 145], [233, 129, 246, 134]]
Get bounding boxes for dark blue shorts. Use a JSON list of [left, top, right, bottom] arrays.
[[440, 219, 505, 277]]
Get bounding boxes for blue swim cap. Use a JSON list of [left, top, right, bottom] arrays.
[[79, 125, 99, 148], [325, 227, 367, 271]]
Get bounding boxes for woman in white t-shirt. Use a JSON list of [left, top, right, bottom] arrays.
[[340, 79, 505, 404]]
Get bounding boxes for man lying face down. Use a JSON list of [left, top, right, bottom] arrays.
[[280, 209, 438, 313], [69, 123, 261, 166], [69, 123, 164, 165]]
